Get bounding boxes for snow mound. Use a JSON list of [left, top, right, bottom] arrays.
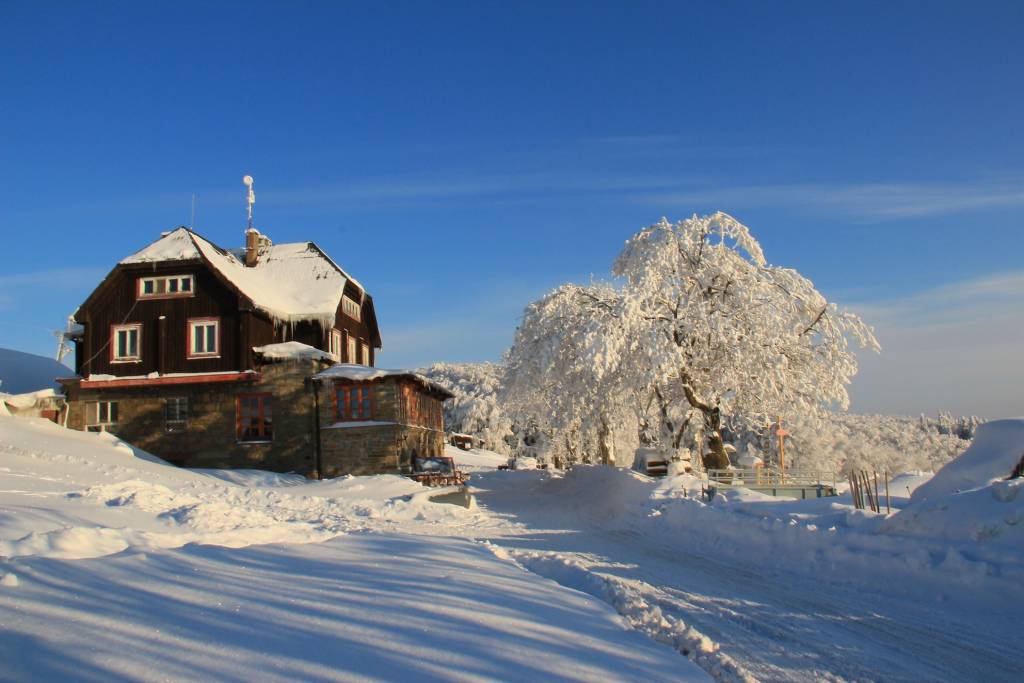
[[884, 478, 1024, 548], [445, 444, 507, 470], [911, 419, 1024, 501], [0, 348, 70, 394]]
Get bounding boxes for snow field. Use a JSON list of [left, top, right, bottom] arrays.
[[0, 414, 707, 681], [470, 460, 1024, 682], [2, 535, 707, 682]]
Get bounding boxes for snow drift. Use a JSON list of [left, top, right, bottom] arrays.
[[910, 418, 1024, 501]]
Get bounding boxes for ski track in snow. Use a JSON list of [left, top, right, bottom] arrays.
[[469, 470, 1023, 683]]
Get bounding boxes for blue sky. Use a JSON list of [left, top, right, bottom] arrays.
[[1, 1, 1021, 418]]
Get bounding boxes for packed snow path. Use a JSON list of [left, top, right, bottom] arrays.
[[469, 469, 1023, 683]]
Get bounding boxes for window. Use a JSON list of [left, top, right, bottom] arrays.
[[237, 393, 272, 441], [138, 275, 194, 299], [361, 342, 370, 366], [342, 295, 361, 321], [165, 397, 188, 431], [111, 324, 142, 362], [187, 318, 219, 358], [87, 401, 118, 432], [329, 329, 343, 360], [335, 383, 373, 421], [347, 335, 357, 364]]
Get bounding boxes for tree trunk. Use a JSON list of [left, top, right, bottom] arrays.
[[677, 374, 730, 470], [598, 415, 614, 466]]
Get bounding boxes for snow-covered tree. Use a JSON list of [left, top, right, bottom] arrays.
[[417, 362, 513, 454], [503, 283, 635, 467], [612, 212, 879, 468]]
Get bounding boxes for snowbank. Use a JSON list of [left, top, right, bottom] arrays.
[[487, 465, 1024, 607], [0, 347, 70, 394], [910, 418, 1024, 501]]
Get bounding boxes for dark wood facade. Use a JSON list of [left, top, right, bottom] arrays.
[[73, 244, 380, 378]]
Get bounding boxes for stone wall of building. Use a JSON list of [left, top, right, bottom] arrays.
[[317, 375, 447, 476], [63, 359, 326, 476], [62, 362, 450, 480]]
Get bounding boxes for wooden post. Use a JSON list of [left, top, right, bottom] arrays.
[[884, 471, 891, 514], [876, 473, 884, 516], [777, 416, 785, 473], [861, 472, 875, 512]]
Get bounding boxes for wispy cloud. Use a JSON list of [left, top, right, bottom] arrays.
[[0, 267, 107, 288], [846, 271, 1024, 418], [638, 179, 1024, 222], [850, 271, 1024, 327], [262, 169, 1024, 222]]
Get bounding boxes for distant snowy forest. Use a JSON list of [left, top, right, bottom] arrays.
[[420, 361, 979, 475], [420, 212, 981, 475]]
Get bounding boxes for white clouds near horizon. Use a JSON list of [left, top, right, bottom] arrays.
[[846, 271, 1024, 419]]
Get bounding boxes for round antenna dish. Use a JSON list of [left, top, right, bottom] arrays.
[[243, 175, 254, 186]]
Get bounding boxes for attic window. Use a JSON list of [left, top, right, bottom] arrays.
[[342, 295, 361, 321], [139, 275, 194, 299]]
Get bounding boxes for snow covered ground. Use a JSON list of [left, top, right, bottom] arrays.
[[0, 414, 705, 682], [2, 413, 1023, 682]]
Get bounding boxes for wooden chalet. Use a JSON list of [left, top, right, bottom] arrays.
[[60, 227, 452, 478]]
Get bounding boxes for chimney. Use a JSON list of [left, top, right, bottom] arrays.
[[245, 228, 260, 267]]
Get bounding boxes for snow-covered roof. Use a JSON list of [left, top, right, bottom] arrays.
[[1, 388, 64, 409], [117, 228, 366, 327], [313, 364, 454, 398], [253, 342, 334, 362], [121, 228, 201, 263]]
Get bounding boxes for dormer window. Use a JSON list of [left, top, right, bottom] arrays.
[[342, 295, 361, 321], [138, 275, 194, 299]]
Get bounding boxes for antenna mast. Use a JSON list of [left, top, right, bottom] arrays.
[[243, 175, 255, 229]]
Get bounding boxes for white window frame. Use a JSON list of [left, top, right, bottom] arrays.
[[361, 342, 370, 366], [329, 329, 343, 360], [347, 336, 357, 365], [165, 397, 188, 430], [187, 318, 220, 359], [342, 295, 361, 322], [88, 401, 118, 431], [138, 274, 194, 299], [111, 324, 142, 362]]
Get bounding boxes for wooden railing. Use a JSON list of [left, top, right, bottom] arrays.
[[705, 468, 836, 488]]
